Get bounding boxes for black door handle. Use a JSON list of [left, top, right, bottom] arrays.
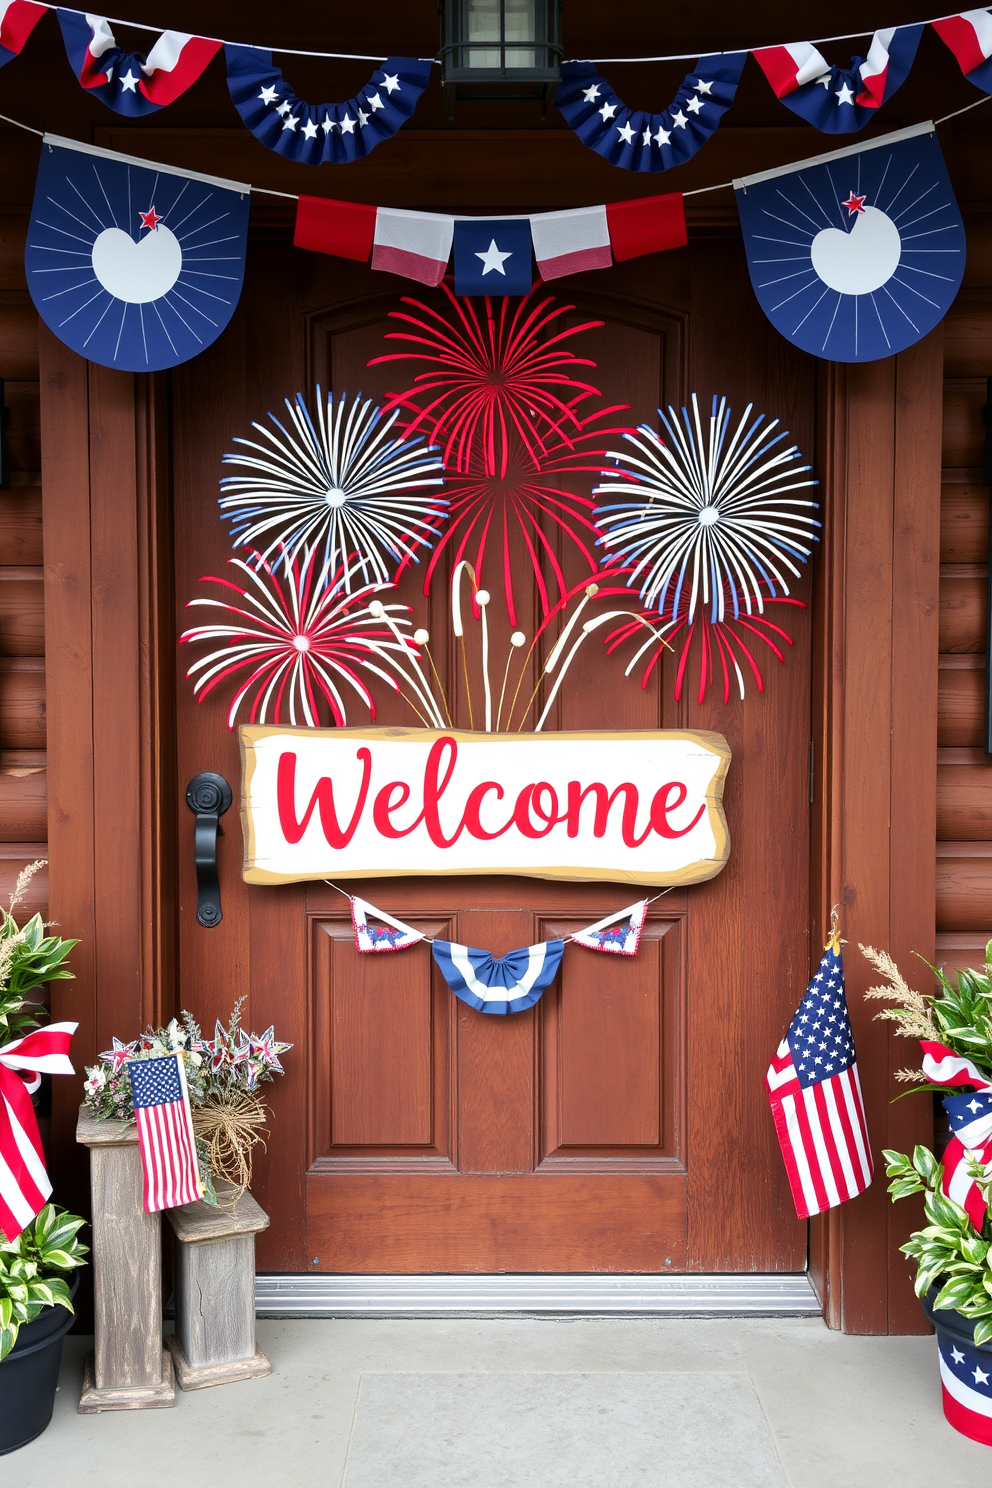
[[186, 773, 233, 928]]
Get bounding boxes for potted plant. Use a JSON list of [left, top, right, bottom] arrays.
[[0, 862, 84, 1452], [0, 1203, 88, 1453], [863, 941, 992, 1444]]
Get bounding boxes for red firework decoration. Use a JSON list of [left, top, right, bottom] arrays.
[[602, 577, 806, 705], [180, 546, 418, 729], [369, 282, 631, 621]]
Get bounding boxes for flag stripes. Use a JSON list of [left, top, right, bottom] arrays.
[[766, 945, 872, 1219]]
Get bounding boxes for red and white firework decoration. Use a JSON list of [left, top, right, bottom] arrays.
[[369, 282, 631, 621], [180, 546, 422, 729]]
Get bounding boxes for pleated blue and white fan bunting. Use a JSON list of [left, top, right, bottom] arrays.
[[225, 48, 432, 165], [570, 901, 647, 956], [25, 136, 249, 372], [351, 897, 424, 954], [556, 54, 745, 172], [432, 940, 566, 1016], [735, 123, 966, 363]]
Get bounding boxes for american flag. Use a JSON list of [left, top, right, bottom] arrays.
[[765, 943, 872, 1218], [127, 1054, 202, 1213]]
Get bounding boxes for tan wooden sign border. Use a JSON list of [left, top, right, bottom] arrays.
[[239, 725, 732, 889]]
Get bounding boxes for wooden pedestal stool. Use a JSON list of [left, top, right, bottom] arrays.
[[165, 1182, 271, 1389], [75, 1106, 175, 1411]]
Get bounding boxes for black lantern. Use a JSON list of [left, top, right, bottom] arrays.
[[439, 0, 562, 116]]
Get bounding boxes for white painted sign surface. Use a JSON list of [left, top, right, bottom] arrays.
[[240, 726, 731, 888]]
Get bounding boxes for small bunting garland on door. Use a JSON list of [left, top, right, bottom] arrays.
[[570, 900, 647, 956], [351, 896, 426, 953]]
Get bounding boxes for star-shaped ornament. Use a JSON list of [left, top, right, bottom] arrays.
[[835, 82, 855, 105], [686, 95, 704, 114], [321, 116, 334, 133], [694, 79, 713, 94], [275, 99, 291, 116], [339, 115, 356, 134], [475, 238, 512, 276], [654, 124, 671, 146], [368, 92, 384, 111], [139, 205, 162, 232], [582, 84, 601, 102], [599, 101, 617, 121], [281, 114, 299, 132], [381, 72, 400, 93], [119, 68, 139, 93], [302, 118, 318, 140], [842, 191, 867, 215], [617, 121, 635, 144], [258, 84, 279, 105], [672, 108, 689, 128]]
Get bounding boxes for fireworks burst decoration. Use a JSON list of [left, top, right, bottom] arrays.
[[370, 285, 631, 620], [180, 546, 429, 729], [370, 282, 613, 473], [592, 394, 819, 701], [603, 580, 806, 706], [217, 388, 447, 589]]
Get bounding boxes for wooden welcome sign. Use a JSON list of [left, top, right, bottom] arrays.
[[240, 726, 731, 888]]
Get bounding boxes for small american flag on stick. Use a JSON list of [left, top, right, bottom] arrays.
[[127, 1054, 202, 1213], [766, 938, 872, 1218]]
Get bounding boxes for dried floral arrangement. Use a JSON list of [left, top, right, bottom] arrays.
[[863, 941, 992, 1342], [83, 999, 291, 1199]]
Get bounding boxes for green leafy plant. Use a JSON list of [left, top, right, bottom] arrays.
[[0, 861, 78, 1041], [885, 1146, 992, 1343], [867, 941, 992, 1339], [0, 1204, 88, 1360]]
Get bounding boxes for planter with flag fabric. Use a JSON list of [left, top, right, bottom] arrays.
[[924, 1287, 992, 1445]]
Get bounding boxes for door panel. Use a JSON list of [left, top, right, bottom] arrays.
[[173, 242, 812, 1275]]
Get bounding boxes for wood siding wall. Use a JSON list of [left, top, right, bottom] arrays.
[[937, 265, 992, 975], [0, 211, 47, 922]]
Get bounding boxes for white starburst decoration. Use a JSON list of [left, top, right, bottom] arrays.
[[592, 394, 819, 623], [218, 388, 448, 590]]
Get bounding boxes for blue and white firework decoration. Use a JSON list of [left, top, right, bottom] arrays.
[[593, 395, 820, 625], [219, 389, 448, 589]]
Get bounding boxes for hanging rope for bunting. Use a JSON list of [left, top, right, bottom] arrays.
[[58, 9, 221, 114], [555, 53, 746, 172], [225, 47, 432, 165]]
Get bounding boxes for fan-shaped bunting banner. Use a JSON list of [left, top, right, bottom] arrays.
[[225, 47, 432, 165], [555, 54, 746, 172]]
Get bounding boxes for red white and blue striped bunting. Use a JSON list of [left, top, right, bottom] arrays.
[[934, 10, 992, 95], [0, 0, 45, 68], [58, 9, 221, 115], [921, 1038, 992, 1231], [754, 26, 923, 132]]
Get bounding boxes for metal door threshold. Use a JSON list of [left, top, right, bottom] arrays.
[[255, 1272, 821, 1318]]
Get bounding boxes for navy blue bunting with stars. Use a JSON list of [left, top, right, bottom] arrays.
[[225, 48, 432, 166], [786, 945, 856, 1089], [556, 54, 746, 173]]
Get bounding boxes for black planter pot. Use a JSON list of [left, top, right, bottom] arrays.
[[0, 1275, 78, 1455], [923, 1283, 992, 1446]]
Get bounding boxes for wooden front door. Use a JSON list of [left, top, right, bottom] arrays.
[[171, 230, 814, 1275]]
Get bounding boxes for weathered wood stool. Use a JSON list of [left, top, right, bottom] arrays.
[[75, 1105, 175, 1411], [165, 1181, 271, 1389]]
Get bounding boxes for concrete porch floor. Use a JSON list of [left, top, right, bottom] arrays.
[[6, 1315, 988, 1487]]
